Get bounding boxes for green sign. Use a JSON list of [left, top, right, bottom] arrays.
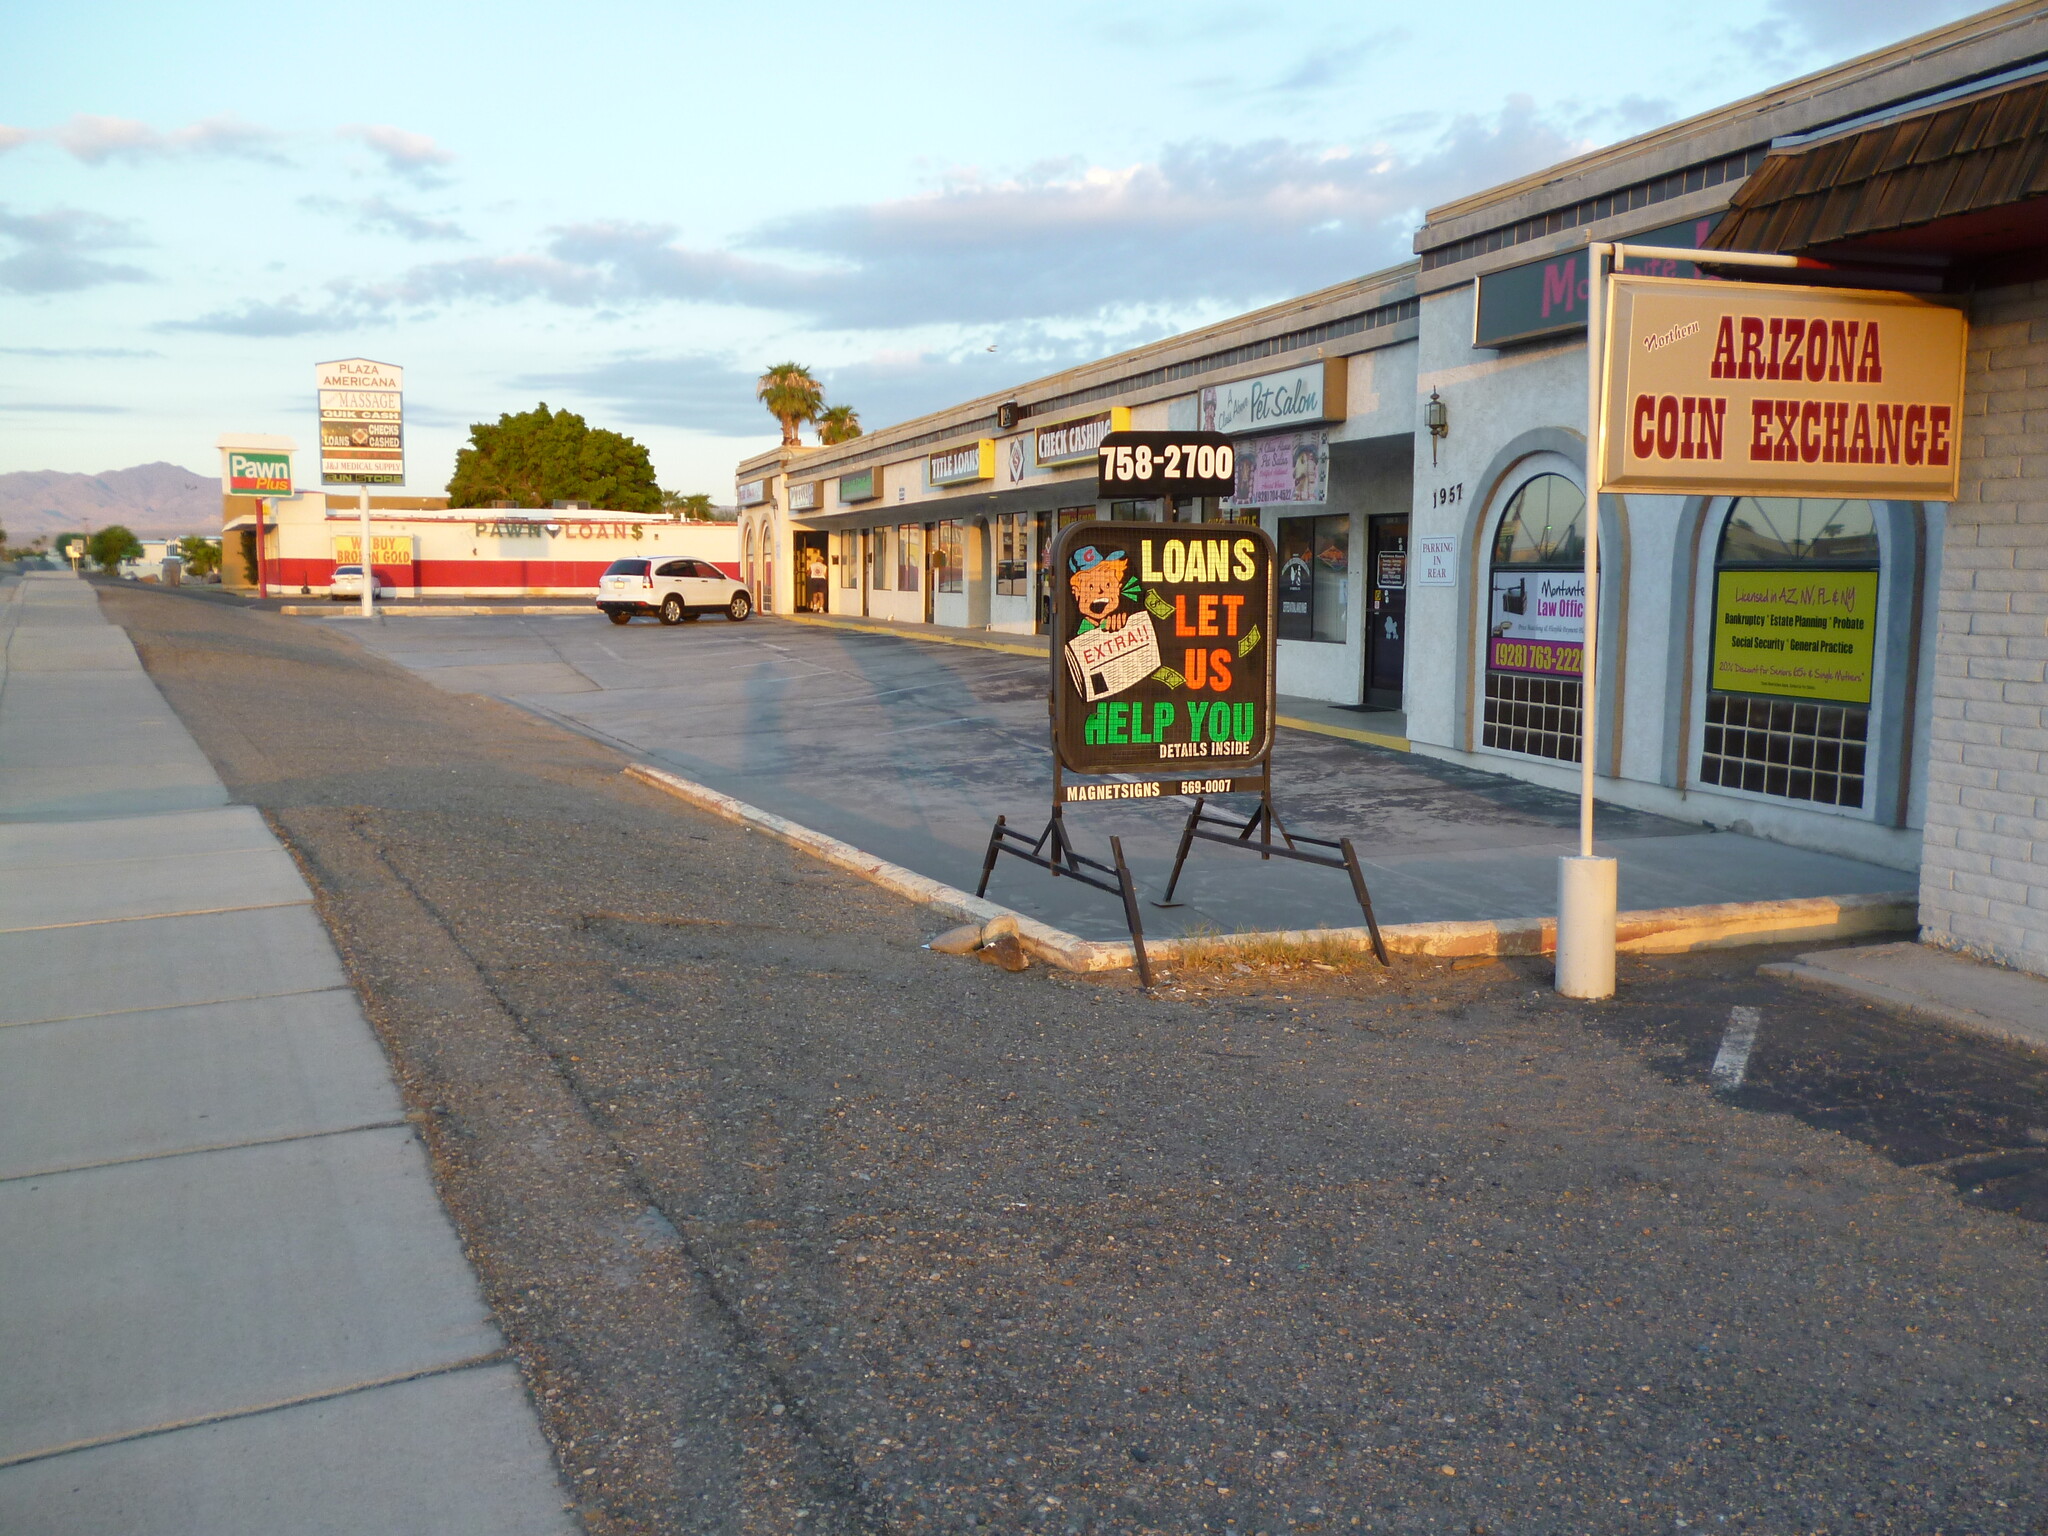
[[838, 466, 881, 504], [1473, 214, 1722, 349], [226, 450, 292, 495], [1711, 568, 1878, 704]]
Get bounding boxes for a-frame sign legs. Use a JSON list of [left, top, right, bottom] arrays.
[[1157, 789, 1390, 966], [976, 805, 1154, 988]]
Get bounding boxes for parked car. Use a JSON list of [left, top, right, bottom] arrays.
[[328, 565, 396, 600], [596, 557, 752, 625]]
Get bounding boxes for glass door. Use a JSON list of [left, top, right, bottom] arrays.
[[1365, 515, 1407, 706]]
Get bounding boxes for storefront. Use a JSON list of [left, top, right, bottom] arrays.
[[222, 492, 736, 597]]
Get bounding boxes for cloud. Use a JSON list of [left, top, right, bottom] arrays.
[[0, 206, 150, 295], [301, 194, 470, 243], [0, 401, 132, 414], [0, 125, 29, 154], [1264, 31, 1409, 95], [0, 345, 161, 358], [156, 298, 350, 337], [1732, 0, 1984, 68], [512, 354, 771, 436], [340, 124, 456, 186], [45, 113, 289, 165], [170, 96, 1585, 335]]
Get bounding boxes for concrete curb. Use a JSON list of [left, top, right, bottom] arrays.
[[623, 763, 1917, 974], [278, 605, 591, 617], [1759, 959, 2048, 1055]]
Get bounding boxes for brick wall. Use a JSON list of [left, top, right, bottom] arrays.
[[1919, 278, 2048, 973]]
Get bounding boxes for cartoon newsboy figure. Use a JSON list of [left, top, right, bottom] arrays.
[[1069, 545, 1140, 633]]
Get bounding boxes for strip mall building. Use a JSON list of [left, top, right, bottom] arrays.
[[736, 4, 2048, 975], [220, 492, 737, 596]]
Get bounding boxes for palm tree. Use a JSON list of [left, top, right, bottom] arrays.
[[757, 362, 824, 447], [818, 405, 863, 445]]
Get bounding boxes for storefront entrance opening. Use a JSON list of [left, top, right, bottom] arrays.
[[1366, 514, 1407, 707], [793, 531, 828, 614]]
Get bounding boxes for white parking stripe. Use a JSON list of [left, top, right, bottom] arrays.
[[1711, 1005, 1762, 1091]]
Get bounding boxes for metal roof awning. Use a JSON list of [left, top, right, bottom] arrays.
[[1706, 72, 2048, 287]]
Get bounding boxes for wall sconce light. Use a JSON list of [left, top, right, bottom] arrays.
[[1424, 389, 1449, 467]]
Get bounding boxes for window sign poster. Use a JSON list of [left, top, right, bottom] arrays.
[[1711, 568, 1878, 703], [1052, 521, 1275, 787], [1224, 430, 1328, 507], [1488, 570, 1584, 677]]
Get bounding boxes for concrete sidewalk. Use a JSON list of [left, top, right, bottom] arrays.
[[0, 574, 572, 1534]]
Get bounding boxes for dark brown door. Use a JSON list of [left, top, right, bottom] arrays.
[[1365, 515, 1407, 706]]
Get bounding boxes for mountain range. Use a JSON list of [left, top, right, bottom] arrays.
[[0, 463, 222, 542]]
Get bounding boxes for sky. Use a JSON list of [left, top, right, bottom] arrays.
[[0, 0, 1991, 498]]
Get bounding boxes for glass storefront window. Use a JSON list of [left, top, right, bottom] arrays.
[[897, 524, 923, 592], [1700, 498, 1879, 809], [1276, 514, 1349, 643], [996, 514, 1027, 596], [935, 521, 964, 593], [1483, 473, 1588, 763], [835, 531, 857, 587], [871, 526, 892, 590]]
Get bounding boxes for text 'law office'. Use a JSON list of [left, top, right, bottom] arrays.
[[737, 4, 2048, 977]]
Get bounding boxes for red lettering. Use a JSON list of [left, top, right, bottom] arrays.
[[1697, 397, 1726, 460], [1799, 400, 1823, 463], [1681, 396, 1697, 459], [1750, 399, 1774, 460], [1905, 404, 1927, 466], [1823, 401, 1847, 463], [1857, 323, 1883, 384], [1776, 400, 1802, 462], [1196, 594, 1219, 637], [1829, 320, 1856, 383], [1740, 317, 1765, 380], [1804, 319, 1828, 382], [1184, 648, 1208, 688], [1849, 403, 1873, 464], [1632, 394, 1657, 459], [1656, 395, 1680, 459], [1929, 404, 1953, 468], [1875, 403, 1903, 463], [1220, 593, 1245, 636], [1709, 316, 1738, 379], [1766, 317, 1785, 380], [1541, 257, 1577, 319], [1174, 594, 1195, 637], [1207, 649, 1232, 692]]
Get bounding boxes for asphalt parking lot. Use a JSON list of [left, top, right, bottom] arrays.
[[104, 583, 2048, 1536], [314, 610, 1910, 942]]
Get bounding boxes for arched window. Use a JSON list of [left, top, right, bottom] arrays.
[[1700, 498, 1878, 808], [1483, 474, 1588, 763]]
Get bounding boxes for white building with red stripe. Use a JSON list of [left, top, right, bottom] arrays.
[[223, 492, 738, 597]]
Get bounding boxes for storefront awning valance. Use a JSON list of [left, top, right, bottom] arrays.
[[1706, 75, 2048, 285]]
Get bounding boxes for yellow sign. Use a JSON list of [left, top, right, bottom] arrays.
[[331, 536, 414, 564], [1600, 275, 1966, 501], [1711, 568, 1878, 704]]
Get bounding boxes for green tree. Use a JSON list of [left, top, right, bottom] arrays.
[[757, 362, 823, 447], [661, 491, 717, 521], [177, 535, 222, 577], [86, 524, 143, 574], [446, 403, 663, 512], [818, 405, 862, 445]]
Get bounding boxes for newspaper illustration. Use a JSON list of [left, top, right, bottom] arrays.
[[1066, 610, 1161, 701]]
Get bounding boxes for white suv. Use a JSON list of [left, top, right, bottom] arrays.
[[596, 557, 753, 625]]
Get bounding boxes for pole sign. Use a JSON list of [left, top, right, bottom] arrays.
[[225, 449, 293, 496], [1598, 275, 1966, 500], [1051, 520, 1274, 799], [1094, 430, 1237, 500], [316, 358, 405, 485]]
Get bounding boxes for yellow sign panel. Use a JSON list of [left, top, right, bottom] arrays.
[[331, 536, 414, 565], [1711, 568, 1878, 704], [1600, 275, 1966, 501]]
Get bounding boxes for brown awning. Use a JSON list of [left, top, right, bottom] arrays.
[[1706, 73, 2048, 285]]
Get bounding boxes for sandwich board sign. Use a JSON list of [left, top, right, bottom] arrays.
[[1051, 521, 1274, 797]]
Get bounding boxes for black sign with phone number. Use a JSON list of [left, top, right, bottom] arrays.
[[1095, 430, 1237, 498]]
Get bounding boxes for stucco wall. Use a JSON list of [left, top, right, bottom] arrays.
[[1919, 278, 2048, 973]]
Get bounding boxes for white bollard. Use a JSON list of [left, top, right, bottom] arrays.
[[1555, 854, 1617, 999]]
